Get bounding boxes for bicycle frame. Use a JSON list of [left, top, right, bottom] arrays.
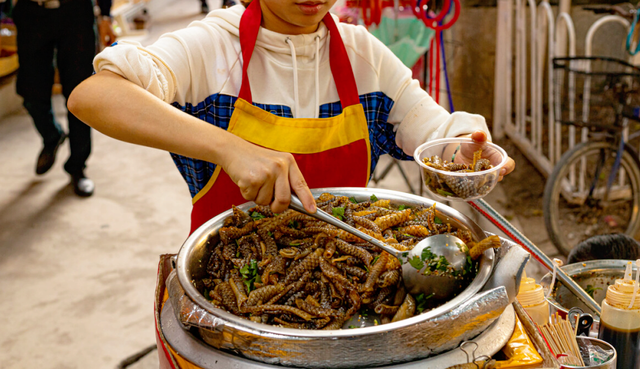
[[585, 133, 625, 204], [557, 66, 640, 205]]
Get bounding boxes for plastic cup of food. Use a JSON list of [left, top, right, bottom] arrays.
[[414, 138, 508, 201]]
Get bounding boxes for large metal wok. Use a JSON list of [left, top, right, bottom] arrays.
[[173, 188, 505, 368]]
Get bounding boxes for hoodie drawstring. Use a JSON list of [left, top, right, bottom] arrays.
[[314, 36, 320, 119], [284, 37, 300, 118], [285, 36, 322, 119]]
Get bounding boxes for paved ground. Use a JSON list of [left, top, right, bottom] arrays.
[[0, 2, 560, 368]]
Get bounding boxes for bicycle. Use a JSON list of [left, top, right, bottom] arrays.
[[543, 56, 640, 255], [582, 3, 640, 56]]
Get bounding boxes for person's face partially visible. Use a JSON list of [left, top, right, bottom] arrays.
[[260, 0, 338, 34]]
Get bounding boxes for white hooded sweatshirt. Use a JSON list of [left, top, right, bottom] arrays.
[[94, 5, 490, 198]]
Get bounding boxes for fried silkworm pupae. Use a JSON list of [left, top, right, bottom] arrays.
[[195, 194, 482, 329]]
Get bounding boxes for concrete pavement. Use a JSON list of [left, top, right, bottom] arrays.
[[0, 2, 204, 368]]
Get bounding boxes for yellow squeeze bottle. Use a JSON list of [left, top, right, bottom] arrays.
[[516, 271, 549, 326]]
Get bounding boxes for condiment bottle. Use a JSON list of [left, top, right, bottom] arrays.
[[598, 260, 640, 369], [517, 271, 549, 326]]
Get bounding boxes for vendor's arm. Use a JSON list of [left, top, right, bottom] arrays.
[[68, 73, 316, 214], [70, 21, 315, 213]]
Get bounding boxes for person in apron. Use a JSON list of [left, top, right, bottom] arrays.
[[69, 0, 515, 366]]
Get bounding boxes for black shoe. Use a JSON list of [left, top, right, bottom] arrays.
[[201, 2, 209, 13], [36, 133, 67, 175], [71, 172, 95, 197]]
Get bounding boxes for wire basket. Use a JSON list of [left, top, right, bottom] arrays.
[[553, 56, 640, 129]]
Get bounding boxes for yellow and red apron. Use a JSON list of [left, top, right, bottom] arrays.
[[157, 0, 371, 366]]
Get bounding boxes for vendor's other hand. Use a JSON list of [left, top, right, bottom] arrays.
[[98, 18, 117, 47], [224, 142, 316, 214], [452, 131, 515, 181]]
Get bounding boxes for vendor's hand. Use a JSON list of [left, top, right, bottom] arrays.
[[98, 18, 117, 47], [223, 141, 316, 214], [450, 131, 515, 181]]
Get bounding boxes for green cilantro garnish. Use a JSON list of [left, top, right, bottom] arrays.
[[268, 231, 273, 237], [288, 219, 300, 228], [251, 211, 265, 220], [464, 255, 474, 275], [240, 259, 261, 292], [371, 255, 380, 265], [370, 194, 379, 202], [349, 197, 359, 204], [398, 204, 407, 210], [421, 247, 436, 262], [408, 255, 424, 270], [349, 325, 357, 329], [332, 207, 345, 220], [415, 292, 435, 313], [434, 216, 443, 224], [435, 256, 450, 272], [453, 255, 476, 277], [436, 189, 455, 197], [585, 284, 602, 298], [456, 242, 469, 253]]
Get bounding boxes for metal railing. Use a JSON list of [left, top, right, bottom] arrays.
[[493, 0, 632, 178]]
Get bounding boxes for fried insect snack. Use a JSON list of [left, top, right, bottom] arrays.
[[422, 149, 494, 199], [468, 235, 502, 260], [195, 194, 482, 329]]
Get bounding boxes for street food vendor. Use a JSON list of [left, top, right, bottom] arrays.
[[68, 0, 515, 227], [68, 0, 515, 366]]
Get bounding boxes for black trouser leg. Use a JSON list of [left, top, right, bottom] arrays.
[[23, 100, 63, 147], [56, 0, 96, 174], [13, 2, 63, 147]]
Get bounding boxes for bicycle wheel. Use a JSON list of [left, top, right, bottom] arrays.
[[543, 141, 640, 255]]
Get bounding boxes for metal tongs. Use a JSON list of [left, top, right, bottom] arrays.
[[289, 195, 471, 299]]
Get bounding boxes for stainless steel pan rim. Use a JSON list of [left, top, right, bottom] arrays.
[[176, 187, 495, 338], [541, 259, 638, 320]]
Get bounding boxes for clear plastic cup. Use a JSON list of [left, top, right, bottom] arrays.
[[414, 138, 508, 201]]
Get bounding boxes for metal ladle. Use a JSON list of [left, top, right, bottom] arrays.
[[289, 195, 470, 299]]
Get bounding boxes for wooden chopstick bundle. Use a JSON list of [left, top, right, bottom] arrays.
[[538, 313, 585, 366]]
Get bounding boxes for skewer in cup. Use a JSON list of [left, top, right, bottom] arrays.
[[624, 260, 633, 281], [545, 258, 563, 299], [628, 259, 640, 309]]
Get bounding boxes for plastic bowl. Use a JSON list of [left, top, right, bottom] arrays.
[[414, 138, 508, 201]]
